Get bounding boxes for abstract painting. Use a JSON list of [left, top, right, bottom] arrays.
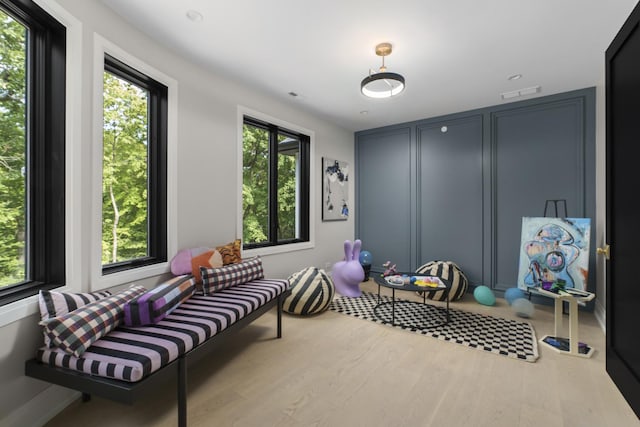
[[322, 157, 349, 221], [517, 217, 591, 291]]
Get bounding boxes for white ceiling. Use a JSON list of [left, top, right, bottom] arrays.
[[100, 0, 638, 132]]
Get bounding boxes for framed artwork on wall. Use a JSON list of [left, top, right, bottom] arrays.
[[322, 157, 349, 221], [517, 217, 591, 291]]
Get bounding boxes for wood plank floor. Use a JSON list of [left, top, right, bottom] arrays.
[[44, 280, 639, 427]]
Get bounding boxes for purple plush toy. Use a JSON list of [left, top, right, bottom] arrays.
[[332, 239, 365, 297]]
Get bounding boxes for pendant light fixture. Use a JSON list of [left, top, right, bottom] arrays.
[[361, 42, 405, 99]]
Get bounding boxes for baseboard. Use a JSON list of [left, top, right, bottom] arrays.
[[1, 385, 79, 427], [594, 298, 606, 334]]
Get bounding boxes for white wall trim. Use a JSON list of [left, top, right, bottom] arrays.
[[90, 33, 179, 291], [595, 298, 606, 334], [2, 384, 79, 427], [236, 106, 316, 257]]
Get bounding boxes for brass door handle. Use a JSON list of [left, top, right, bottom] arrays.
[[596, 245, 610, 260]]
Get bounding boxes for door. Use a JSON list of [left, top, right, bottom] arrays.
[[605, 1, 640, 418]]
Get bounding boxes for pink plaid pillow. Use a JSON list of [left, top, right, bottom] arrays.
[[40, 285, 147, 357]]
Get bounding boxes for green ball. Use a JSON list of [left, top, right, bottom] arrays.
[[473, 285, 496, 306]]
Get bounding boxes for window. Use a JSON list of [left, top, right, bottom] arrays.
[[0, 0, 65, 305], [242, 116, 310, 249], [101, 55, 167, 274]]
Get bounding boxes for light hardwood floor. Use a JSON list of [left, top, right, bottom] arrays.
[[45, 280, 639, 427]]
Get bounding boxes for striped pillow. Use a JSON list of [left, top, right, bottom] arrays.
[[38, 289, 112, 347], [201, 257, 264, 295], [123, 275, 196, 326], [40, 285, 147, 357]]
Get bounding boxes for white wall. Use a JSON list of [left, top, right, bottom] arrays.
[[0, 0, 354, 425]]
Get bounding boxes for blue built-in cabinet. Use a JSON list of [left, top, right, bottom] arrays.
[[355, 88, 595, 291]]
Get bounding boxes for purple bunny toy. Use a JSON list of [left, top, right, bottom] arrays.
[[332, 239, 365, 297]]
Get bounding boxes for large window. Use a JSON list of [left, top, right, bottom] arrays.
[[101, 55, 167, 274], [242, 116, 310, 249], [0, 0, 65, 305]]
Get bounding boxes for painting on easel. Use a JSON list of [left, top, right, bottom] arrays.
[[517, 217, 591, 291]]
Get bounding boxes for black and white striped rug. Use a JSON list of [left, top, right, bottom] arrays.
[[329, 291, 539, 362]]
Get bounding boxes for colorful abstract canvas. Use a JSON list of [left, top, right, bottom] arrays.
[[517, 217, 591, 291]]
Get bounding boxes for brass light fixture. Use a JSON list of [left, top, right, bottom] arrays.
[[361, 42, 405, 99]]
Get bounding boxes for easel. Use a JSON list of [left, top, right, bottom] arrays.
[[531, 199, 595, 357], [543, 199, 568, 218]]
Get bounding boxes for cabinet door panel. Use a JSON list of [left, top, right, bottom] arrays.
[[417, 116, 483, 284], [493, 101, 585, 290], [356, 128, 412, 271]]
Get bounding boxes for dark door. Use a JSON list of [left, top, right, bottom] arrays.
[[605, 1, 640, 418]]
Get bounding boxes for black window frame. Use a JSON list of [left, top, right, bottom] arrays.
[[0, 0, 66, 306], [101, 54, 168, 275], [242, 116, 310, 250]]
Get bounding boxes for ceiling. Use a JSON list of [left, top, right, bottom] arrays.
[[100, 0, 638, 132]]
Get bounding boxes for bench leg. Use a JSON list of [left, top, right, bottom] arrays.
[[277, 295, 283, 338], [178, 357, 187, 427]]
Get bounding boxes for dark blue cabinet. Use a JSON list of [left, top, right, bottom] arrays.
[[416, 115, 484, 285], [355, 88, 595, 289], [356, 127, 413, 272], [491, 97, 592, 290]]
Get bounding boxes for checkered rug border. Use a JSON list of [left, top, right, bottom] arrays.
[[329, 291, 539, 362]]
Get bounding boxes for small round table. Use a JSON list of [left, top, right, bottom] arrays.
[[373, 273, 451, 329]]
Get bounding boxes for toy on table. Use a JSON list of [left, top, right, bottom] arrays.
[[384, 274, 443, 288], [412, 276, 443, 288], [541, 278, 567, 293], [381, 261, 397, 277]]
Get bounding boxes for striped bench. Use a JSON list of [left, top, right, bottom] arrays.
[[25, 278, 290, 427]]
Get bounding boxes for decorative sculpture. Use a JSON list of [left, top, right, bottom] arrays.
[[332, 240, 365, 297]]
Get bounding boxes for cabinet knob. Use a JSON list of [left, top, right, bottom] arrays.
[[596, 245, 610, 260]]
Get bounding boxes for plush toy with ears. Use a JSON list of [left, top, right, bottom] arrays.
[[332, 239, 365, 297]]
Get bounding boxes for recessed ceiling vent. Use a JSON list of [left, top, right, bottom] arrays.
[[501, 86, 541, 100]]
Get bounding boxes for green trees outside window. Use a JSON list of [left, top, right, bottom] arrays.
[[0, 9, 26, 286], [101, 55, 167, 275], [102, 71, 149, 265], [0, 0, 65, 304], [242, 117, 310, 248]]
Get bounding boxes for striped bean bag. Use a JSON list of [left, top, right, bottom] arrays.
[[36, 279, 288, 382], [415, 260, 469, 301], [284, 267, 334, 315]]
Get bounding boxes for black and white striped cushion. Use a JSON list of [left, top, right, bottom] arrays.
[[284, 267, 334, 315], [36, 279, 289, 382], [416, 260, 469, 301]]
